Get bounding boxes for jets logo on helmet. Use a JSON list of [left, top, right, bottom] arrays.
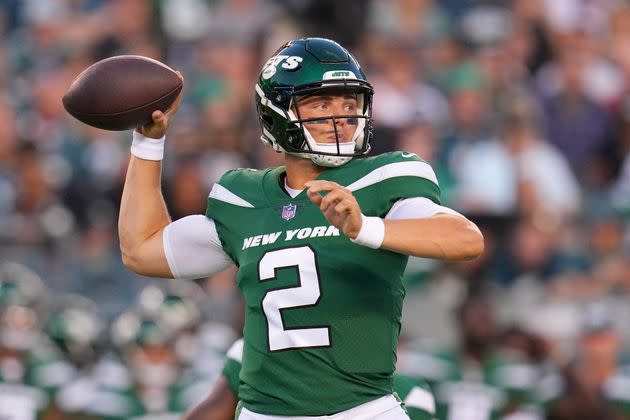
[[262, 55, 304, 79], [322, 70, 357, 80], [255, 37, 374, 167]]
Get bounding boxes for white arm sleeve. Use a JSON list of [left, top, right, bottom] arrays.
[[385, 197, 463, 220], [162, 215, 234, 279]]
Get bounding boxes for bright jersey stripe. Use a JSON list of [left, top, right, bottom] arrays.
[[345, 161, 438, 192], [209, 184, 255, 208]]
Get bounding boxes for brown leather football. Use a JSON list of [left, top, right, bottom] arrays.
[[62, 55, 183, 131]]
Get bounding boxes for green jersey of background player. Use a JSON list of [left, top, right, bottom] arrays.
[[184, 338, 437, 420], [118, 37, 483, 419]]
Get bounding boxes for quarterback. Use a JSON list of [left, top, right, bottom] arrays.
[[118, 38, 483, 419]]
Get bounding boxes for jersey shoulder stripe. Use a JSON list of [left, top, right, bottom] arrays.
[[209, 168, 276, 208], [353, 151, 436, 178], [346, 160, 438, 192], [339, 152, 441, 215], [208, 184, 254, 208]]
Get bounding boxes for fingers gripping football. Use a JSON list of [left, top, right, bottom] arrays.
[[137, 71, 184, 139], [305, 180, 363, 239]]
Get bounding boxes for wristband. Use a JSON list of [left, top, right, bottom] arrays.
[[350, 214, 385, 249], [131, 130, 165, 161]]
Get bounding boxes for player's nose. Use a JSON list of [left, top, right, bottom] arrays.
[[331, 104, 346, 126]]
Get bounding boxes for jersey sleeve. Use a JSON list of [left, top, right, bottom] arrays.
[[205, 169, 268, 266], [385, 197, 462, 220], [348, 152, 442, 218], [222, 339, 244, 396], [162, 215, 234, 279]]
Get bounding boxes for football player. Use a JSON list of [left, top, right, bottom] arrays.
[[118, 37, 483, 419], [183, 338, 437, 420], [398, 293, 549, 420], [56, 311, 181, 419]]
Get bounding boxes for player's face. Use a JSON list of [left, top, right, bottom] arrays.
[[294, 92, 360, 144]]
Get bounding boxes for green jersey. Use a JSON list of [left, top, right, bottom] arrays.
[[223, 338, 437, 420], [206, 152, 440, 415]]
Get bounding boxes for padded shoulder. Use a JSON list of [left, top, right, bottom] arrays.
[[334, 152, 441, 217], [343, 152, 439, 189], [208, 168, 274, 209]]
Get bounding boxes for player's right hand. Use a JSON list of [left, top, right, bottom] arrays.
[[305, 180, 363, 239], [136, 71, 184, 139]]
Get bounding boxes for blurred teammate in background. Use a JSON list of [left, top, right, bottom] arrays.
[[0, 263, 67, 420], [118, 37, 483, 419], [547, 302, 630, 420], [54, 285, 208, 420]]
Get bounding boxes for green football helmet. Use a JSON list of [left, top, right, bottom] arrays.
[[43, 294, 105, 366], [0, 263, 46, 352], [111, 310, 173, 350], [0, 262, 45, 307], [136, 284, 202, 333], [255, 37, 374, 167]]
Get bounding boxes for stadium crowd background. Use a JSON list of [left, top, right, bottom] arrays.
[[2, 0, 630, 418]]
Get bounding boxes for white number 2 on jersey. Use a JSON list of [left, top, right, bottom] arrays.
[[259, 246, 330, 351]]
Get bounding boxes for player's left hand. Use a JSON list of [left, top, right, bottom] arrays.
[[306, 180, 362, 239]]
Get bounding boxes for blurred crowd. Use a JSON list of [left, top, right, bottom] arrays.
[[2, 0, 630, 419]]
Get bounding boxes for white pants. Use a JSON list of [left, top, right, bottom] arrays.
[[236, 395, 410, 420]]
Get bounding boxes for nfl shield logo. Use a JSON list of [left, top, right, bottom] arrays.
[[281, 203, 297, 221]]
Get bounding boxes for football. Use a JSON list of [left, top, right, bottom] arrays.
[[62, 55, 183, 131]]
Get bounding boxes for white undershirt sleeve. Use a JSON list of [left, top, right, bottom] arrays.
[[162, 215, 234, 279], [385, 197, 463, 220]]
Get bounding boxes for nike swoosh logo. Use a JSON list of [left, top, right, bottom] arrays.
[[401, 152, 417, 158]]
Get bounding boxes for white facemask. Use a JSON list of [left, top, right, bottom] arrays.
[[286, 99, 367, 167]]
